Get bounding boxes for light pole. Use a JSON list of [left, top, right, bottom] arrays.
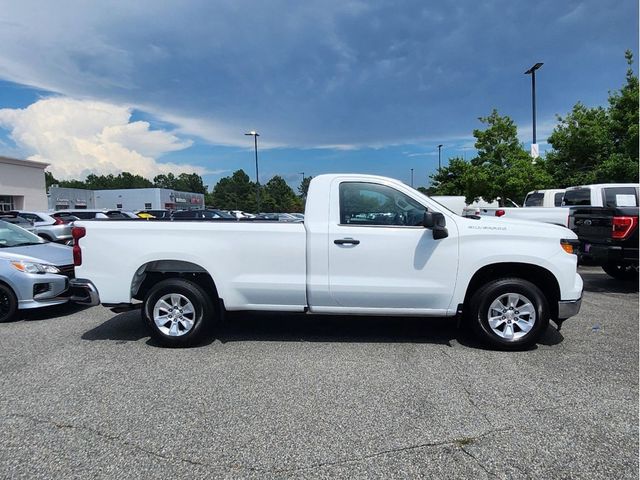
[[524, 62, 543, 159], [437, 144, 443, 173], [298, 172, 305, 184], [244, 131, 260, 211], [410, 168, 414, 188]]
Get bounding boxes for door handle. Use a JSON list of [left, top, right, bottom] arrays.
[[334, 238, 360, 245]]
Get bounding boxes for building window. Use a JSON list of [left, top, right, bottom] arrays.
[[0, 196, 14, 212], [145, 202, 152, 209]]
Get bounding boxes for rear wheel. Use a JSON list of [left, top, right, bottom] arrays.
[[467, 278, 549, 350], [0, 283, 18, 323], [142, 278, 216, 347], [602, 262, 639, 282]]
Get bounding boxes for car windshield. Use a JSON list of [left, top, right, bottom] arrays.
[[0, 220, 46, 247]]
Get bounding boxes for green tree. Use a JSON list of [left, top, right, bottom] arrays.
[[176, 173, 207, 194], [467, 110, 551, 205], [209, 169, 258, 211], [298, 176, 313, 200], [153, 173, 178, 189], [45, 171, 59, 189], [428, 157, 473, 196], [262, 176, 303, 212], [546, 50, 639, 185], [545, 104, 613, 186]]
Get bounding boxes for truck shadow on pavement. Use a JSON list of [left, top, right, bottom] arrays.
[[580, 270, 639, 294], [81, 309, 564, 350], [20, 302, 92, 322]]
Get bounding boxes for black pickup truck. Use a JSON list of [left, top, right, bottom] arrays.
[[569, 206, 639, 280]]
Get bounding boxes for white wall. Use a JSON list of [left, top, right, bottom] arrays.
[[0, 157, 48, 210]]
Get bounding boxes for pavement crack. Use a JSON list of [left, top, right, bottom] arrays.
[[271, 427, 513, 473], [7, 412, 513, 476], [440, 347, 495, 429], [6, 413, 216, 470], [459, 444, 499, 479]]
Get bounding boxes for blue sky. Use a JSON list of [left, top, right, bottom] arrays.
[[0, 0, 637, 190]]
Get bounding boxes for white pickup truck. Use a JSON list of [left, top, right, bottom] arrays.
[[468, 189, 569, 226], [70, 174, 583, 349]]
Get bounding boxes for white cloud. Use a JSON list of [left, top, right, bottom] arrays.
[[0, 97, 205, 180]]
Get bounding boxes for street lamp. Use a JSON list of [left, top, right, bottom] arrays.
[[524, 62, 543, 159], [244, 131, 260, 211], [437, 144, 443, 173], [410, 168, 414, 188], [298, 172, 305, 184]]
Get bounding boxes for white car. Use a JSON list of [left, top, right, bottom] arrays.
[[9, 211, 73, 243], [70, 174, 583, 349]]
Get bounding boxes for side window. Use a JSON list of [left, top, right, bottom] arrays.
[[554, 192, 564, 207], [603, 187, 638, 207], [339, 182, 427, 226]]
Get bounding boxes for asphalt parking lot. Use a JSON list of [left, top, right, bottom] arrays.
[[0, 266, 637, 479]]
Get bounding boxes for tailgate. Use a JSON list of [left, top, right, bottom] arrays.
[[569, 207, 614, 244]]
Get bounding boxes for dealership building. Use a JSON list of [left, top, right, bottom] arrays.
[[48, 186, 204, 211], [0, 156, 49, 211]]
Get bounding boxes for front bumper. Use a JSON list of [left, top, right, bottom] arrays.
[[557, 295, 582, 320], [582, 244, 639, 266], [69, 278, 100, 306], [15, 273, 70, 310]]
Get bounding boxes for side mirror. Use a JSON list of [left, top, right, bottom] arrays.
[[423, 211, 448, 240]]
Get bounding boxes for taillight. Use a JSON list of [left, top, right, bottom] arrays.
[[495, 209, 506, 217], [612, 216, 638, 240], [72, 226, 86, 266]]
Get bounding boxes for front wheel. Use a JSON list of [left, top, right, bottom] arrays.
[[602, 262, 639, 282], [0, 283, 18, 323], [142, 278, 216, 347], [467, 278, 549, 350]]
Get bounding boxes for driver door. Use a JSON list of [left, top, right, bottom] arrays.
[[327, 180, 458, 313]]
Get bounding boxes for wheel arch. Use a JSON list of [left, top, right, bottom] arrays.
[[463, 262, 560, 319], [131, 260, 221, 306]]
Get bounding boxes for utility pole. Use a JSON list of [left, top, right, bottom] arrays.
[[524, 62, 543, 160], [244, 131, 260, 211]]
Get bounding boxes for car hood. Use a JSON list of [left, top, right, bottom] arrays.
[[0, 243, 73, 266]]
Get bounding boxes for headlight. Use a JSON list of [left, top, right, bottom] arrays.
[[560, 239, 579, 255], [10, 261, 61, 274]]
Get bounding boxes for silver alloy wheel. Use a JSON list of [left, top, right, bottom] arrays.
[[487, 293, 536, 341], [153, 293, 196, 337]]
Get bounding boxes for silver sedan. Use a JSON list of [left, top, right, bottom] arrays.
[[0, 220, 74, 322]]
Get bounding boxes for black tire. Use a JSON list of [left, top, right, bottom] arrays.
[[142, 278, 216, 347], [466, 278, 549, 350], [0, 283, 18, 323], [602, 262, 639, 282]]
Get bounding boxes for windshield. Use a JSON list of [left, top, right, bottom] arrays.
[[563, 188, 591, 206], [0, 220, 46, 247]]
